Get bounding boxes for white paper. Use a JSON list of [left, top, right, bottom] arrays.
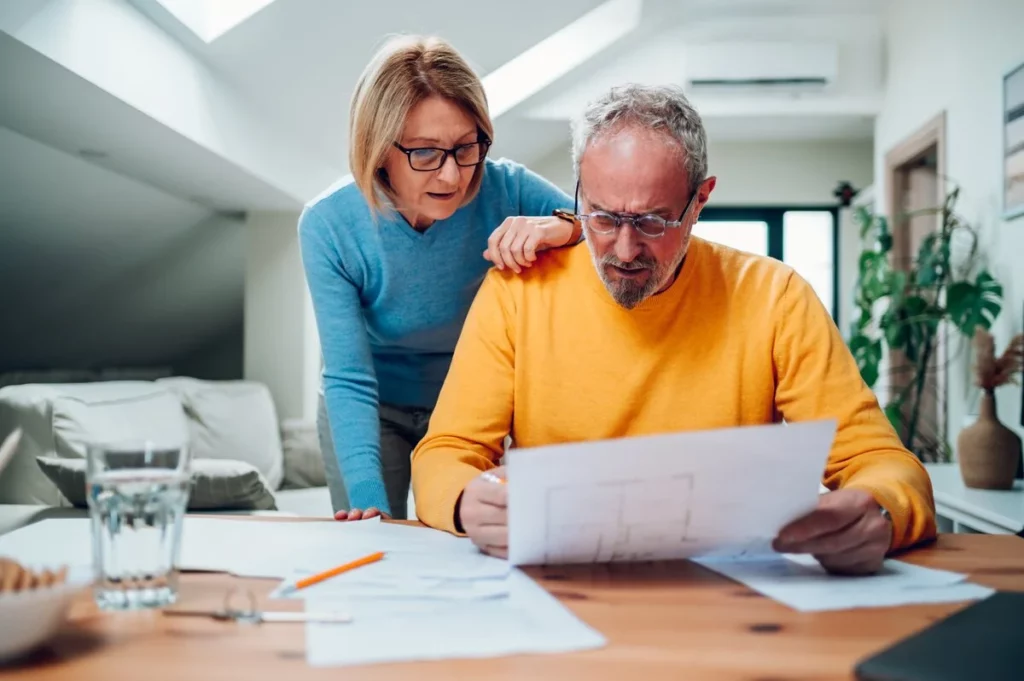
[[0, 518, 92, 568], [694, 553, 995, 611], [0, 516, 507, 580], [177, 517, 388, 577], [507, 420, 837, 565], [272, 572, 510, 601], [304, 569, 606, 667]]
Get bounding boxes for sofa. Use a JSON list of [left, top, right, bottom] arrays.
[[0, 378, 333, 523]]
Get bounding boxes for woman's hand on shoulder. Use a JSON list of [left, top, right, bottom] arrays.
[[483, 216, 574, 274]]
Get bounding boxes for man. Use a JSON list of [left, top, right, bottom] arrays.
[[410, 84, 935, 575]]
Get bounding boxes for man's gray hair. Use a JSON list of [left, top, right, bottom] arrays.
[[571, 84, 708, 195]]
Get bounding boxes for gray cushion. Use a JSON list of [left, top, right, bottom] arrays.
[[36, 457, 277, 511], [0, 382, 191, 505], [279, 419, 326, 490], [157, 378, 284, 490]]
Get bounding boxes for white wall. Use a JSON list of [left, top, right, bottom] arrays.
[[244, 211, 321, 422], [706, 141, 873, 207], [531, 139, 873, 206], [876, 0, 1024, 446]]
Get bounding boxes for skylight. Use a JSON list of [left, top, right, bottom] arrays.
[[155, 0, 275, 43], [482, 0, 642, 119]]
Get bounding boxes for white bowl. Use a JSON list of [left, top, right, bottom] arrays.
[[0, 567, 91, 663]]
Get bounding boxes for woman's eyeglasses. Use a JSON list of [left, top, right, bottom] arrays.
[[392, 140, 491, 172]]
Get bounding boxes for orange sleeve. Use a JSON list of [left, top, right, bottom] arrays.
[[411, 271, 516, 534], [772, 271, 937, 550]]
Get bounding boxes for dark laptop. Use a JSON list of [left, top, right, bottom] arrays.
[[854, 592, 1024, 681]]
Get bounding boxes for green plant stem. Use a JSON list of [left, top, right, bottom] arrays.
[[905, 333, 933, 453]]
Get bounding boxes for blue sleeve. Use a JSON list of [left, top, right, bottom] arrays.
[[512, 163, 573, 216], [298, 208, 390, 514]]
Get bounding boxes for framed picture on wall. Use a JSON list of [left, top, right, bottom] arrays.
[[1005, 61, 1024, 219]]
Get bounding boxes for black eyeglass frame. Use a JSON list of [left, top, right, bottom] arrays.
[[392, 138, 492, 172]]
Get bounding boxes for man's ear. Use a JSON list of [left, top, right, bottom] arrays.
[[698, 176, 717, 206]]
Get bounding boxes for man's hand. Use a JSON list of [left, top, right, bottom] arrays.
[[333, 507, 391, 521], [458, 466, 508, 558], [773, 488, 892, 575], [483, 216, 574, 273]]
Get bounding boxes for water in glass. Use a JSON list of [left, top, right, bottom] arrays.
[[87, 441, 190, 610]]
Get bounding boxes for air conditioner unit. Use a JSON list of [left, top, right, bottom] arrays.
[[684, 41, 839, 91]]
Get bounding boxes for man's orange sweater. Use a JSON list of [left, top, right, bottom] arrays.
[[411, 238, 936, 549]]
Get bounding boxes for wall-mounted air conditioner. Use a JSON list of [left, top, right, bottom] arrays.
[[684, 41, 839, 91]]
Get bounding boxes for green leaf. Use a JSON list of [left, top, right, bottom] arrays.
[[947, 271, 1003, 337], [876, 217, 892, 253], [858, 251, 889, 301], [855, 206, 874, 239], [854, 308, 873, 332], [885, 270, 908, 302], [885, 295, 937, 362], [914, 233, 948, 287], [858, 250, 881, 274], [849, 334, 882, 388], [884, 402, 906, 437], [885, 318, 910, 350]]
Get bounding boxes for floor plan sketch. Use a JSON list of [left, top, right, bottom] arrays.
[[543, 475, 696, 564], [506, 420, 838, 566]]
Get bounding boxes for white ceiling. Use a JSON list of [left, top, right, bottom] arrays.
[[0, 0, 886, 374], [198, 0, 614, 158]]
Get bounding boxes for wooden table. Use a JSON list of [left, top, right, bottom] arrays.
[[4, 529, 1024, 681]]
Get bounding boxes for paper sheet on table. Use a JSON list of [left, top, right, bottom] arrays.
[[507, 420, 837, 565], [271, 571, 510, 601], [0, 516, 504, 580], [0, 517, 371, 576], [695, 553, 995, 611], [304, 569, 605, 667]]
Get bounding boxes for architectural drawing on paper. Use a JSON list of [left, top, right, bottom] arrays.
[[542, 474, 696, 564]]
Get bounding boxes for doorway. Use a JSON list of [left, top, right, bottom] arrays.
[[884, 113, 947, 460]]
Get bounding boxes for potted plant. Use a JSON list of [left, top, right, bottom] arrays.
[[849, 188, 1005, 461], [957, 330, 1024, 489]]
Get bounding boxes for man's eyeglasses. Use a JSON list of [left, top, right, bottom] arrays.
[[392, 139, 491, 172], [572, 179, 697, 239]]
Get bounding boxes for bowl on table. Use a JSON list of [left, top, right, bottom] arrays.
[[0, 559, 91, 663]]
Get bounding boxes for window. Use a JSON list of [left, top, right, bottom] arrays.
[[691, 220, 769, 257], [153, 0, 277, 42], [694, 207, 838, 319]]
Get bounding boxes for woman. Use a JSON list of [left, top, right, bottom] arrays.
[[299, 35, 578, 520]]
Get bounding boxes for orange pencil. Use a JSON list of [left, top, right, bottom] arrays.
[[293, 551, 385, 591]]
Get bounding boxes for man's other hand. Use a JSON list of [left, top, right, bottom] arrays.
[[773, 488, 892, 575]]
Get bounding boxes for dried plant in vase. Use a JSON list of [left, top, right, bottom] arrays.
[[956, 329, 1024, 489]]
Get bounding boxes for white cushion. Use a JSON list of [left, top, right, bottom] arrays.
[[0, 382, 188, 505], [157, 378, 284, 490]]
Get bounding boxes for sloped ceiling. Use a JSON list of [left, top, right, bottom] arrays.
[[0, 0, 884, 375]]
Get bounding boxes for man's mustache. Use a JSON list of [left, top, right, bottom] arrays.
[[601, 255, 656, 271]]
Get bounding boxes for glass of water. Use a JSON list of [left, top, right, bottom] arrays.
[[86, 439, 191, 610]]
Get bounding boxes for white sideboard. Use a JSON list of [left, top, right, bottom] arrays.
[[924, 463, 1024, 534]]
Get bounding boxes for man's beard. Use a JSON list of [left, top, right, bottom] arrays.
[[586, 237, 689, 310]]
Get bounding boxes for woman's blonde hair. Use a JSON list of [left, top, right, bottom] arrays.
[[349, 35, 494, 214]]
